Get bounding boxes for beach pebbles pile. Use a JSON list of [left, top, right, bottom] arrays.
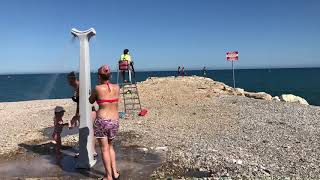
[[122, 76, 320, 179]]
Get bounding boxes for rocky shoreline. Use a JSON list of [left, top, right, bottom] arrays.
[[1, 76, 319, 179]]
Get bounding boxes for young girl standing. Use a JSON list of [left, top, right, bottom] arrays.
[[52, 106, 68, 161]]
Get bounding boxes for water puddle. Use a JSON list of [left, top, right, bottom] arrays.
[[184, 169, 212, 178], [0, 141, 163, 179]]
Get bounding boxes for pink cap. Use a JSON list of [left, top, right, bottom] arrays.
[[98, 65, 111, 75]]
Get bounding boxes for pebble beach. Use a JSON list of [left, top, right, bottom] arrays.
[[1, 76, 320, 179]]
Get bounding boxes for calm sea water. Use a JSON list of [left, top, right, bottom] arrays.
[[0, 68, 319, 106]]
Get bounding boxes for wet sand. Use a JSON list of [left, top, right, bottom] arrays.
[[0, 141, 164, 179]]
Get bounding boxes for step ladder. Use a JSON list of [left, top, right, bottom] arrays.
[[116, 62, 142, 115], [121, 83, 142, 114]]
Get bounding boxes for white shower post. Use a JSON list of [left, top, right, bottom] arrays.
[[71, 28, 96, 168]]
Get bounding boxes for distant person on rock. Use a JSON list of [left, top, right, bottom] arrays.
[[89, 65, 120, 180], [202, 66, 207, 76], [180, 66, 185, 76], [119, 49, 135, 82], [177, 66, 181, 76]]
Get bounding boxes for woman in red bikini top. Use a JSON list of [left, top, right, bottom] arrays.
[[90, 65, 120, 119], [89, 65, 120, 180]]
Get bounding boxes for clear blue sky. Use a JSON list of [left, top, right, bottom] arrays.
[[0, 0, 319, 74]]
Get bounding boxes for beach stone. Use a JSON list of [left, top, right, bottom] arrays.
[[280, 94, 309, 105], [213, 83, 225, 90], [223, 85, 233, 91], [237, 160, 243, 165], [154, 146, 168, 153], [234, 88, 245, 96], [204, 78, 214, 82], [272, 96, 281, 101], [232, 159, 243, 165], [244, 92, 272, 101], [212, 88, 225, 94], [137, 147, 148, 153]]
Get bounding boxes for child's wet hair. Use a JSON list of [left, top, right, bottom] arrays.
[[54, 111, 65, 116]]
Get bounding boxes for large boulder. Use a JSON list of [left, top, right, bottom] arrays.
[[244, 92, 273, 101], [213, 82, 226, 90], [223, 85, 233, 91], [212, 88, 225, 94], [280, 94, 309, 105]]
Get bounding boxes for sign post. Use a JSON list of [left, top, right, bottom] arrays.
[[71, 28, 97, 168], [226, 51, 239, 88]]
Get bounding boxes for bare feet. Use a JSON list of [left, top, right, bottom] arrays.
[[99, 175, 112, 180], [113, 171, 120, 179]]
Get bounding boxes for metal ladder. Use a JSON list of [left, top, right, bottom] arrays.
[[117, 66, 142, 115], [121, 82, 142, 114]]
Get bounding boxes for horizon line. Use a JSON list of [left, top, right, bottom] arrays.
[[1, 66, 320, 75]]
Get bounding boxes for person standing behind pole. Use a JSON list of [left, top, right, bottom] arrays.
[[67, 72, 80, 128], [119, 49, 135, 82], [67, 72, 97, 157]]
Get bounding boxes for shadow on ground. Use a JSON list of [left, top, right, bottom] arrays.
[[0, 131, 164, 179], [42, 125, 79, 139]]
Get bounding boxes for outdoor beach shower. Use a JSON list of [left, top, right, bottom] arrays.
[[71, 28, 96, 168]]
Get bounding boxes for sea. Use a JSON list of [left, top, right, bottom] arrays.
[[0, 68, 319, 106]]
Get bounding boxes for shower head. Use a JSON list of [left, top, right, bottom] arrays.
[[71, 28, 96, 40]]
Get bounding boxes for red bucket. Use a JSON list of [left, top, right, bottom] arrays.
[[138, 109, 148, 116]]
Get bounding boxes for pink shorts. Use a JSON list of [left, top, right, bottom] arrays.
[[94, 118, 119, 139]]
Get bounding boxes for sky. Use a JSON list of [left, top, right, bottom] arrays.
[[0, 0, 319, 74]]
